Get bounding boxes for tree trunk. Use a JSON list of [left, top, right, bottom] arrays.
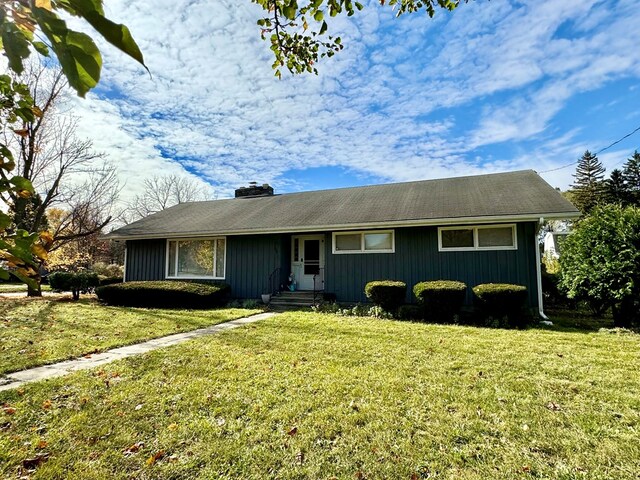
[[27, 279, 42, 297], [612, 296, 634, 328]]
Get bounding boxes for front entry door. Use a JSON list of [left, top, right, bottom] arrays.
[[291, 235, 325, 290]]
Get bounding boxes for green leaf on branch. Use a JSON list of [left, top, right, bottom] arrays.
[[32, 7, 102, 97], [65, 0, 146, 69], [32, 41, 50, 56], [0, 212, 11, 230], [9, 176, 34, 193], [1, 22, 31, 74]]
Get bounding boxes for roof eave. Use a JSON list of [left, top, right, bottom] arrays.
[[104, 211, 581, 241]]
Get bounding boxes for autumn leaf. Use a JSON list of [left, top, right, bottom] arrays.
[[122, 441, 144, 455], [35, 0, 52, 10], [42, 399, 52, 409], [22, 453, 49, 470], [31, 243, 48, 261], [2, 406, 16, 415], [167, 423, 178, 431], [12, 128, 29, 138], [287, 426, 298, 436], [146, 450, 165, 466], [36, 440, 48, 449]]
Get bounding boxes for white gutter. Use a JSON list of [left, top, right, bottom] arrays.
[[535, 217, 549, 320]]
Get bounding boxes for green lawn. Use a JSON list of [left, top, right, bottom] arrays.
[[1, 311, 639, 479], [0, 298, 259, 375], [0, 283, 51, 293]]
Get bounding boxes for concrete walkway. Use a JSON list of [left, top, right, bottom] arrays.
[[0, 312, 277, 392]]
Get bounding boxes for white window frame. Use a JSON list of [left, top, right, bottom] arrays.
[[332, 230, 395, 254], [438, 224, 517, 252], [165, 237, 227, 280]]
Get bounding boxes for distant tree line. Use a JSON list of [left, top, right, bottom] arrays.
[[569, 150, 640, 214]]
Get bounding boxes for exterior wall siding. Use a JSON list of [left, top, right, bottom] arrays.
[[126, 235, 286, 299], [225, 234, 286, 299], [125, 239, 166, 281], [125, 222, 540, 307], [323, 223, 540, 307]]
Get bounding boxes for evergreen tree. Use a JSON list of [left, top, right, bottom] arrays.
[[571, 150, 606, 214], [622, 150, 640, 206], [605, 169, 630, 205]]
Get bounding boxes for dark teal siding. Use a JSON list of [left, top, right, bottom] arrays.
[[127, 235, 286, 298], [125, 222, 540, 307], [125, 239, 165, 281], [324, 223, 539, 307], [226, 234, 286, 298]]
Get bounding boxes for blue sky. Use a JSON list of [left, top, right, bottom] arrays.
[[64, 0, 640, 200]]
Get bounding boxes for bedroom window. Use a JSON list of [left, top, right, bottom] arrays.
[[332, 230, 395, 254], [166, 238, 226, 279], [438, 225, 517, 251]]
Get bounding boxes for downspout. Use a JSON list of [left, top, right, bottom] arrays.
[[535, 217, 549, 320]]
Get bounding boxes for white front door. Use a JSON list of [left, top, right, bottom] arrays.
[[291, 235, 325, 291]]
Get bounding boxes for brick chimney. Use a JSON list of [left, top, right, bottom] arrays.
[[235, 182, 274, 198]]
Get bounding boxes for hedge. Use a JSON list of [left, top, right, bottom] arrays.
[[95, 281, 231, 308], [49, 271, 100, 300], [413, 280, 467, 322], [364, 280, 406, 312], [472, 283, 528, 327]]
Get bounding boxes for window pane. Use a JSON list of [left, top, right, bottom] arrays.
[[168, 241, 177, 277], [478, 227, 514, 247], [177, 240, 214, 276], [441, 229, 474, 248], [335, 233, 361, 251], [364, 233, 392, 251], [215, 239, 225, 277]]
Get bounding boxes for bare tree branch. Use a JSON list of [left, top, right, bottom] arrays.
[[124, 174, 214, 222]]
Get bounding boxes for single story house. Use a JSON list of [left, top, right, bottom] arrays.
[[107, 170, 579, 314]]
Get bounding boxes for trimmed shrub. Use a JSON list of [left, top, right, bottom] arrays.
[[95, 281, 231, 308], [364, 281, 407, 311], [413, 280, 467, 322], [98, 275, 123, 287], [472, 283, 528, 327], [49, 271, 100, 300]]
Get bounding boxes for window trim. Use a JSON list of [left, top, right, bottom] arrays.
[[438, 224, 517, 252], [165, 237, 227, 280], [332, 230, 395, 254]]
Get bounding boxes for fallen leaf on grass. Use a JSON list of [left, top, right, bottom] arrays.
[[296, 451, 304, 465], [123, 441, 144, 455], [146, 450, 165, 466], [167, 423, 179, 431], [36, 440, 48, 449], [134, 404, 143, 411], [3, 405, 16, 415], [42, 400, 52, 410], [522, 465, 531, 472], [546, 402, 562, 411], [287, 426, 298, 436], [22, 453, 49, 470]]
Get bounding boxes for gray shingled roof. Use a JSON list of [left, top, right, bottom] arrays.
[[108, 170, 579, 239]]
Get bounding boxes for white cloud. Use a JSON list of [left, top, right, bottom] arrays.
[[48, 0, 640, 204]]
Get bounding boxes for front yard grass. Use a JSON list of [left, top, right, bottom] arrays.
[[0, 298, 259, 375], [1, 311, 639, 479], [0, 283, 51, 294]]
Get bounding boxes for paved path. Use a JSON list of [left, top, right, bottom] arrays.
[[0, 291, 66, 299], [0, 312, 277, 392]]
